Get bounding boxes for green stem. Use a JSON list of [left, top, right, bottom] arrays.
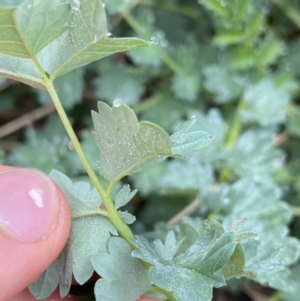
[[225, 98, 244, 149], [292, 206, 300, 216], [45, 79, 133, 241], [219, 98, 244, 182], [72, 208, 108, 219], [133, 92, 164, 114]]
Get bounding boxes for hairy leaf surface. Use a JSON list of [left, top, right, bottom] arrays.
[[92, 101, 174, 181], [92, 237, 151, 301], [29, 170, 118, 298], [0, 0, 148, 88]]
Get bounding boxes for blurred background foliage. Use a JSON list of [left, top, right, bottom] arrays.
[[1, 0, 300, 300]]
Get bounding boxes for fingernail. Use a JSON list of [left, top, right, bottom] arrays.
[[0, 169, 59, 242]]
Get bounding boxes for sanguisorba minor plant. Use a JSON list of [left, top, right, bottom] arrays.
[[1, 0, 300, 301]]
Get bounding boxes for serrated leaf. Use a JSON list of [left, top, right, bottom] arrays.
[[48, 170, 118, 284], [241, 80, 290, 126], [0, 0, 148, 88], [29, 250, 66, 299], [5, 120, 83, 175], [30, 171, 118, 299], [171, 70, 201, 102], [171, 116, 214, 155], [219, 244, 255, 279], [92, 101, 174, 181], [133, 231, 237, 301], [92, 237, 151, 301], [115, 184, 138, 209], [159, 157, 214, 194], [229, 130, 284, 182], [154, 231, 182, 262], [118, 210, 136, 225], [203, 65, 243, 103]]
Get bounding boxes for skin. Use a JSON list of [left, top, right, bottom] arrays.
[[0, 166, 157, 301]]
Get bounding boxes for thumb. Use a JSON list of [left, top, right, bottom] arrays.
[[0, 166, 71, 300]]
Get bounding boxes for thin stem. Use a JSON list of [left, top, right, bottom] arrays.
[[133, 92, 164, 114], [292, 206, 300, 216], [225, 98, 244, 149], [45, 79, 133, 241], [72, 208, 108, 219]]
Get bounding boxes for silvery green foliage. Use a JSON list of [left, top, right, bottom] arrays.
[[92, 101, 213, 182], [29, 170, 118, 299], [241, 79, 290, 126], [229, 130, 284, 183], [132, 219, 253, 301], [92, 101, 174, 181], [171, 115, 214, 155], [202, 178, 300, 292], [115, 184, 138, 224], [0, 0, 148, 88], [92, 237, 151, 301]]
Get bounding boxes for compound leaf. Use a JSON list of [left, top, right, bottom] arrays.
[[29, 170, 118, 299], [0, 0, 148, 88], [92, 237, 151, 301], [132, 222, 238, 301]]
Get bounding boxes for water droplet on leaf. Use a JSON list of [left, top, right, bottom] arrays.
[[190, 115, 198, 121], [113, 99, 122, 107], [68, 141, 74, 151], [209, 134, 215, 140], [71, 0, 81, 10], [149, 37, 158, 45], [106, 32, 115, 38]]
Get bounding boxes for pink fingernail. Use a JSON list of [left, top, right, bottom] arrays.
[[0, 169, 59, 242]]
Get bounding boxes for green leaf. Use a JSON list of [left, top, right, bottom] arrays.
[[92, 237, 151, 301], [0, 0, 148, 88], [202, 179, 300, 291], [171, 70, 201, 102], [29, 250, 67, 299], [114, 184, 137, 225], [158, 157, 214, 194], [203, 65, 243, 103], [229, 130, 284, 182], [171, 116, 214, 155], [132, 222, 239, 301], [29, 170, 118, 299], [115, 184, 138, 209], [91, 101, 174, 182], [241, 80, 290, 126], [49, 170, 118, 284], [5, 118, 83, 175]]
